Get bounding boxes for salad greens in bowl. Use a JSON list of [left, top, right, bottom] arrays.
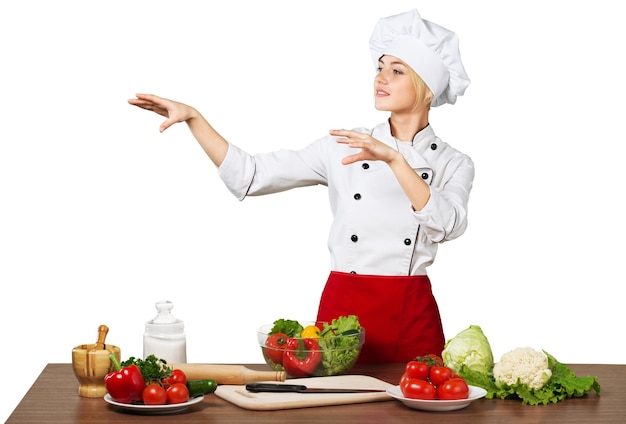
[[258, 315, 365, 377]]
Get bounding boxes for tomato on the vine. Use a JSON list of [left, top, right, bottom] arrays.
[[264, 333, 288, 365], [142, 382, 167, 405], [429, 366, 454, 387], [166, 383, 190, 404], [404, 360, 430, 380], [399, 355, 470, 401], [437, 377, 469, 400], [414, 353, 443, 367], [400, 378, 437, 400]]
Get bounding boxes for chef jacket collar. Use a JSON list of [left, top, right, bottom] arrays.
[[377, 119, 437, 146], [372, 121, 436, 170]]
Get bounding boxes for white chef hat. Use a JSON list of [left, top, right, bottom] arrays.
[[369, 9, 470, 107]]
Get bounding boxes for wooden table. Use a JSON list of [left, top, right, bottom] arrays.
[[6, 363, 623, 423]]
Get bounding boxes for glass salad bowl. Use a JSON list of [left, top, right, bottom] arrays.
[[257, 320, 365, 377]]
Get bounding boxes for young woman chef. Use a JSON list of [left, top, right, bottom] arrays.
[[129, 9, 473, 363]]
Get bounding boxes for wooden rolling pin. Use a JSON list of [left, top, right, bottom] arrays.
[[171, 364, 286, 385]]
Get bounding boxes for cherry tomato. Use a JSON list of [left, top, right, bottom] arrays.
[[162, 369, 187, 389], [399, 372, 410, 388], [166, 383, 190, 404], [400, 378, 437, 400], [142, 382, 167, 405], [404, 360, 430, 380], [414, 354, 444, 367], [429, 366, 454, 387], [264, 333, 288, 365], [437, 377, 469, 400]]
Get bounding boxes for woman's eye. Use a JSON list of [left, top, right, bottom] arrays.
[[393, 69, 403, 75], [376, 67, 382, 73]]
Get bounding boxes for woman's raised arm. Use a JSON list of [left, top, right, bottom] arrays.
[[128, 93, 228, 167]]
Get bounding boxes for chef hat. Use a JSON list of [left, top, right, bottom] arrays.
[[369, 9, 470, 107]]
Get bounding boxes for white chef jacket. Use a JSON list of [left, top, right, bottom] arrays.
[[217, 120, 474, 276]]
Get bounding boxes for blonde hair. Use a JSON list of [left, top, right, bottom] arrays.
[[409, 67, 433, 109]]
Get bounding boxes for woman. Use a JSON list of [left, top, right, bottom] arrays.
[[129, 9, 473, 363]]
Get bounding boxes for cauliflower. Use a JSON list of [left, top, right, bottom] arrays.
[[493, 347, 552, 390]]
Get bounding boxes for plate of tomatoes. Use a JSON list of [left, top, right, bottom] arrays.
[[386, 385, 487, 412], [386, 354, 487, 412], [104, 394, 204, 414]]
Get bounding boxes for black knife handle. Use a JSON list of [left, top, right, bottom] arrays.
[[246, 383, 307, 393]]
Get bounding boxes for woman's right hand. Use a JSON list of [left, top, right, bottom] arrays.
[[129, 93, 229, 166], [128, 93, 198, 133]]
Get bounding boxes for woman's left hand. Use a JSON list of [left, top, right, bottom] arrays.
[[330, 129, 399, 165]]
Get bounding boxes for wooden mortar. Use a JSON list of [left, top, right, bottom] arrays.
[[72, 325, 121, 398]]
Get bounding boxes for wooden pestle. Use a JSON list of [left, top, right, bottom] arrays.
[[92, 325, 109, 351], [171, 364, 286, 385]]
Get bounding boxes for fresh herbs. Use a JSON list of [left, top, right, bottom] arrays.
[[120, 354, 172, 383]]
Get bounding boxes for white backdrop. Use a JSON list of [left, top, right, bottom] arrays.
[[1, 0, 624, 420]]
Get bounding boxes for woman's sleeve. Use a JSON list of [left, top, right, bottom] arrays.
[[216, 138, 330, 200], [413, 155, 475, 243]]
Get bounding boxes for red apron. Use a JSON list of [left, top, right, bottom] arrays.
[[316, 271, 444, 364]]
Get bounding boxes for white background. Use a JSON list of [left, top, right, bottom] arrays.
[[1, 0, 624, 420]]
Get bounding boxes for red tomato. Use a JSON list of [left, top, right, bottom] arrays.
[[264, 333, 288, 365], [437, 377, 470, 400], [142, 382, 167, 405], [405, 360, 430, 380], [399, 372, 410, 388], [162, 369, 187, 389], [400, 378, 437, 400], [414, 354, 444, 367], [429, 366, 454, 387], [166, 383, 190, 404]]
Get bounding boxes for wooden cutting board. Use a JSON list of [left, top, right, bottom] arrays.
[[214, 375, 395, 410]]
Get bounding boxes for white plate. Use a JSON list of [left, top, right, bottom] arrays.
[[104, 394, 204, 414], [386, 385, 487, 412]]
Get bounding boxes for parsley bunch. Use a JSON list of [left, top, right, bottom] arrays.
[[120, 355, 172, 383]]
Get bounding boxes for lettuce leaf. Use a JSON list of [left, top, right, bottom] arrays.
[[269, 319, 303, 338], [317, 315, 362, 376]]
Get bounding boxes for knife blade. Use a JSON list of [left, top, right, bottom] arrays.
[[245, 383, 387, 394]]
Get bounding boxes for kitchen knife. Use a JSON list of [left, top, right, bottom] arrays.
[[245, 383, 388, 394]]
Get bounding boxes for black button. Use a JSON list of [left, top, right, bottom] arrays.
[[431, 143, 437, 150], [354, 193, 361, 200], [421, 172, 429, 179], [351, 234, 358, 242], [362, 163, 370, 170], [404, 238, 412, 246], [350, 270, 357, 274]]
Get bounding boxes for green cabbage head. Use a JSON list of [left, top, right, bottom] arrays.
[[441, 325, 494, 374]]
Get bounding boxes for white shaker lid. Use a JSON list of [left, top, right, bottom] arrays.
[[145, 300, 184, 334]]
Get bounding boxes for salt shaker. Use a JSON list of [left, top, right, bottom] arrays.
[[143, 300, 187, 364]]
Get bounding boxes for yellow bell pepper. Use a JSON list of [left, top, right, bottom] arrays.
[[301, 325, 321, 339]]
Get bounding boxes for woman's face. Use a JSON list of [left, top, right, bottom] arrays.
[[374, 55, 417, 113]]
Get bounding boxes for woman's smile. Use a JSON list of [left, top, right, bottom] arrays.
[[375, 88, 390, 97]]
